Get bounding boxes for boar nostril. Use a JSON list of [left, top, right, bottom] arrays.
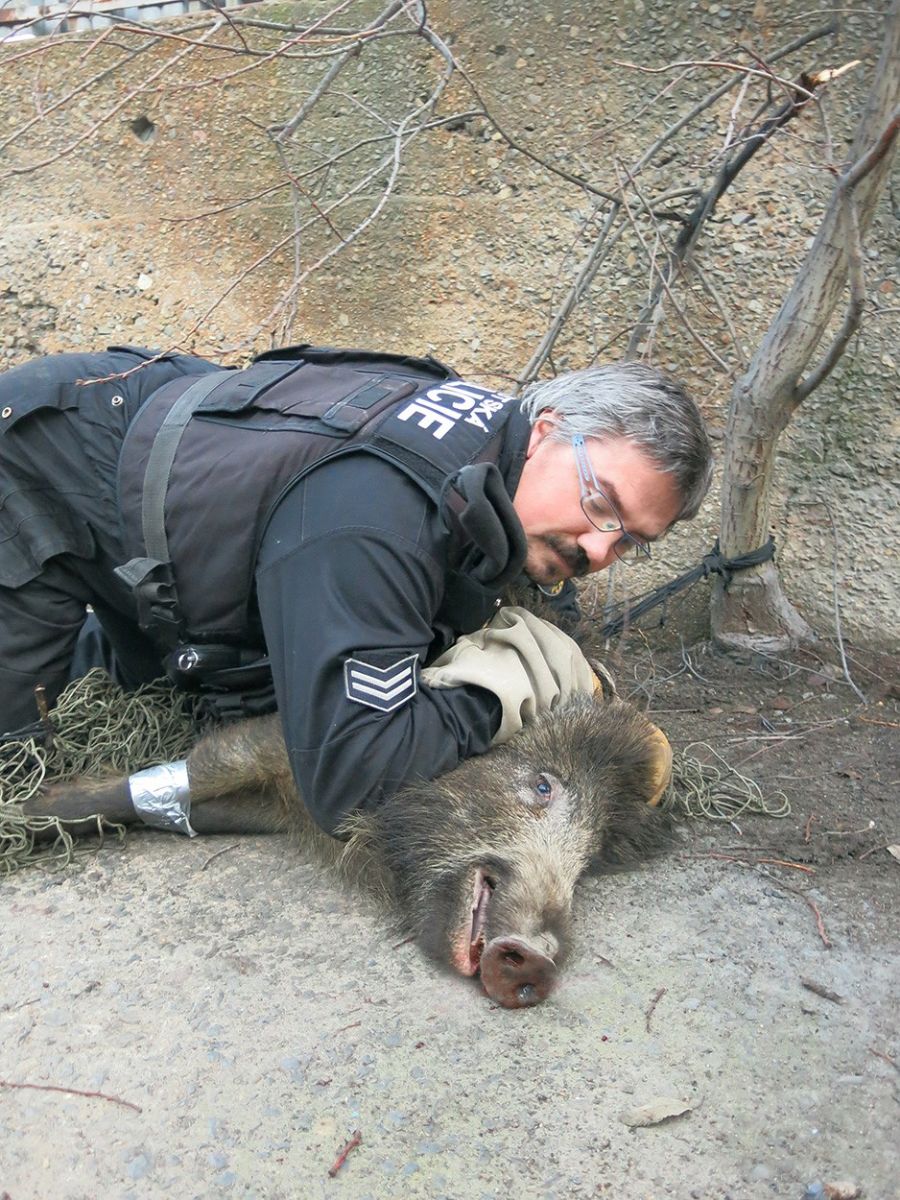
[[503, 949, 525, 967], [517, 983, 537, 1004]]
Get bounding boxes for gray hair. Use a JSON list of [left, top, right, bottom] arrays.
[[519, 362, 713, 521]]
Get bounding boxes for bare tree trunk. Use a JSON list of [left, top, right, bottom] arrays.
[[711, 0, 900, 656]]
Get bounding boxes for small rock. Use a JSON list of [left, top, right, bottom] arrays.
[[126, 1153, 152, 1180], [823, 1182, 862, 1199]]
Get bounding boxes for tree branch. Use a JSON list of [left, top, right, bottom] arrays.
[[626, 64, 833, 358], [516, 24, 839, 386], [2, 21, 224, 178], [793, 108, 899, 403], [274, 0, 405, 143]]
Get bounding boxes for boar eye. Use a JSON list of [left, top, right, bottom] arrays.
[[518, 772, 557, 811]]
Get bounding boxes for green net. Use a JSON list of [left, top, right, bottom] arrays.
[[663, 742, 790, 822], [1, 670, 199, 873]]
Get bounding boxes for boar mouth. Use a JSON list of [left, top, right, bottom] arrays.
[[468, 868, 495, 974]]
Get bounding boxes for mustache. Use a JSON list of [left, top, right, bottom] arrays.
[[545, 536, 590, 578]]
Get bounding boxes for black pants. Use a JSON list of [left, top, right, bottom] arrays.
[[0, 559, 164, 735], [0, 348, 211, 735]]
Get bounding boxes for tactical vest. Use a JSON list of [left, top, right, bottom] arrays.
[[116, 345, 527, 666]]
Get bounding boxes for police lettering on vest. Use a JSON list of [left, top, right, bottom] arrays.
[[115, 346, 522, 654], [395, 382, 512, 440]]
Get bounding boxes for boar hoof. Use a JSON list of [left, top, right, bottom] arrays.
[[480, 936, 557, 1009]]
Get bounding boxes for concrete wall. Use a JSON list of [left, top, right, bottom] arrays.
[[2, 0, 896, 648]]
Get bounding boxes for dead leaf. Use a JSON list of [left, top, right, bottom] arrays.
[[620, 1097, 693, 1127], [886, 845, 900, 863]]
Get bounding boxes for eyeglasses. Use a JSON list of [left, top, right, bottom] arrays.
[[572, 434, 651, 565]]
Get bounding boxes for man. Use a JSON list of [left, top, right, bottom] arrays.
[[0, 344, 711, 834]]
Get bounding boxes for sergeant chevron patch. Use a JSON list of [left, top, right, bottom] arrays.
[[344, 652, 419, 712]]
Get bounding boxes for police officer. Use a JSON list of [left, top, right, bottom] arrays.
[[0, 344, 711, 835]]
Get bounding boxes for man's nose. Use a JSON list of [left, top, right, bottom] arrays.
[[578, 527, 620, 572]]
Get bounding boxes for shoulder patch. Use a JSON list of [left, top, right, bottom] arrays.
[[344, 652, 419, 712]]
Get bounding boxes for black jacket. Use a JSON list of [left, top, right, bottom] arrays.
[[1, 345, 579, 835]]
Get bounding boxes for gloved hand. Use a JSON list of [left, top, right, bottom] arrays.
[[422, 606, 673, 806], [422, 606, 601, 744]]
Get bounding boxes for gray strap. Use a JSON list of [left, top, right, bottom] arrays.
[[140, 371, 231, 564]]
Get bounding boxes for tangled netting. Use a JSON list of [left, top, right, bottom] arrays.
[[664, 743, 790, 822], [0, 670, 199, 872], [1, 670, 789, 873]]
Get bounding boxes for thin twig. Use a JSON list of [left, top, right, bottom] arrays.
[[3, 21, 223, 178], [757, 868, 831, 948], [645, 986, 667, 1032], [692, 262, 749, 369], [616, 159, 732, 371], [869, 1046, 899, 1072], [327, 1129, 362, 1177], [0, 1079, 141, 1113], [703, 851, 815, 873], [614, 58, 819, 98], [801, 977, 843, 1004], [626, 65, 830, 359], [199, 843, 239, 872], [275, 0, 403, 142], [858, 843, 896, 861], [808, 500, 866, 703]]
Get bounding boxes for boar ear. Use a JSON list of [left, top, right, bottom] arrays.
[[592, 712, 675, 867]]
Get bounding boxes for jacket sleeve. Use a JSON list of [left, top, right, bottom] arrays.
[[254, 453, 502, 836]]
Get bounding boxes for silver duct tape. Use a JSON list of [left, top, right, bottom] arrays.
[[128, 760, 196, 837]]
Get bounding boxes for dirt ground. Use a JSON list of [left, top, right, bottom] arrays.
[[2, 637, 897, 1200], [1, 2, 898, 1196]]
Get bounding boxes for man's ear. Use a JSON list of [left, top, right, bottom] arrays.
[[525, 410, 558, 459]]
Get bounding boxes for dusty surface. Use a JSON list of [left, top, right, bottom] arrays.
[[2, 643, 898, 1199]]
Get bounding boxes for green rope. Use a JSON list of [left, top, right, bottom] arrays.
[[666, 741, 791, 821]]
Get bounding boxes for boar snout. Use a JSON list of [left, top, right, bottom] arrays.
[[480, 936, 558, 1008]]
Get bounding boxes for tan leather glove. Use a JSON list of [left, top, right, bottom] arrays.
[[421, 606, 599, 744], [422, 606, 673, 805]]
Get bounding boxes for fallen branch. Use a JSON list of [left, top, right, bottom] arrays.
[[0, 1078, 142, 1113], [328, 1129, 362, 1177], [645, 986, 667, 1032], [801, 977, 843, 1004], [757, 868, 831, 949]]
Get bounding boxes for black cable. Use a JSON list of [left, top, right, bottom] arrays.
[[596, 536, 776, 640]]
